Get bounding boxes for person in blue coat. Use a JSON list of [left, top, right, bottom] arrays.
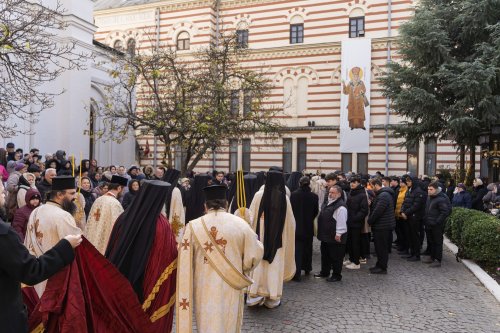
[[452, 183, 472, 208]]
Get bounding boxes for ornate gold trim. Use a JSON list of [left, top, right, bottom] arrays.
[[142, 259, 178, 311], [150, 294, 176, 322]]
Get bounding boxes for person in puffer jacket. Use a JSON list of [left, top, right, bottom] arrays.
[[422, 181, 451, 267], [11, 188, 42, 241], [400, 175, 426, 261]]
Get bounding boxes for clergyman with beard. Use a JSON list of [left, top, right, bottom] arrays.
[[24, 176, 82, 297], [84, 175, 127, 254]]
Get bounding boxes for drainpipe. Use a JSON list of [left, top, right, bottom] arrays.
[[212, 0, 221, 172], [385, 0, 392, 175], [153, 7, 160, 168]]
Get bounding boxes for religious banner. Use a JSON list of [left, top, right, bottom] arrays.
[[340, 38, 372, 152]]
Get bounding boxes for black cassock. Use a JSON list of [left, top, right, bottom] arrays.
[[0, 221, 74, 333], [290, 187, 319, 275]]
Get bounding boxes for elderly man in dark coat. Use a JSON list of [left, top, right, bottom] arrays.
[[290, 176, 319, 281]]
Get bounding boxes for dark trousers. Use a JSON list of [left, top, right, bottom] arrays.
[[303, 237, 313, 272], [425, 224, 444, 262], [373, 230, 391, 270], [320, 241, 332, 275], [347, 227, 361, 264], [399, 219, 410, 251], [360, 232, 370, 258], [408, 217, 421, 257], [295, 237, 313, 274], [326, 242, 346, 279]]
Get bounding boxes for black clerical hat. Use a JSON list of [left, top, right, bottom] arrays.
[[110, 175, 128, 187], [52, 176, 76, 191], [203, 185, 227, 201], [268, 166, 283, 173]]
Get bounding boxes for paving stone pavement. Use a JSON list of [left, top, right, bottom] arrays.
[[240, 239, 500, 333]]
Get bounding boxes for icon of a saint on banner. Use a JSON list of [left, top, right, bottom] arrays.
[[342, 66, 369, 130]]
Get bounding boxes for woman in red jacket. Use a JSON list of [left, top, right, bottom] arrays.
[[11, 188, 41, 241]]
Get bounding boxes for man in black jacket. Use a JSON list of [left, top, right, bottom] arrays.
[[345, 177, 368, 270], [422, 181, 452, 267], [0, 179, 82, 333], [400, 175, 426, 261], [290, 176, 319, 281], [315, 185, 348, 282], [368, 179, 396, 274]]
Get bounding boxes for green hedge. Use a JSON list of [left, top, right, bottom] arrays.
[[445, 208, 500, 266]]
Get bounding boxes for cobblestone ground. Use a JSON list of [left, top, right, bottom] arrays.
[[241, 240, 500, 333]]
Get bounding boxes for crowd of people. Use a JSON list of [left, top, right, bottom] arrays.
[[0, 141, 496, 333]]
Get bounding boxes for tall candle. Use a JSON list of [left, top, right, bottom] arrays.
[[72, 155, 75, 177]]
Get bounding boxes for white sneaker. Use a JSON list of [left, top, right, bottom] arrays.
[[246, 295, 264, 307], [263, 298, 281, 309], [345, 263, 361, 270], [343, 260, 352, 266]]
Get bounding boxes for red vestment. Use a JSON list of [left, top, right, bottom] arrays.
[[141, 214, 178, 333], [28, 238, 153, 333]]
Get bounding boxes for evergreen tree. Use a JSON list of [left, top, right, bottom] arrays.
[[382, 0, 500, 177]]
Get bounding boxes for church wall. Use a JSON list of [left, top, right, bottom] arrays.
[[94, 0, 480, 177]]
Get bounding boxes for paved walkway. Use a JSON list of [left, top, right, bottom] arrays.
[[241, 240, 500, 333]]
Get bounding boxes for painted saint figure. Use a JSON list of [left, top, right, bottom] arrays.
[[342, 66, 369, 130]]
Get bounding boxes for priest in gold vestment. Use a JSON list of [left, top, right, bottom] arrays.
[[246, 171, 296, 308], [24, 176, 82, 297], [176, 185, 263, 333], [84, 175, 127, 254], [162, 169, 185, 243]]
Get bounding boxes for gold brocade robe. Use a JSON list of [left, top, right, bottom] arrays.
[[84, 194, 124, 254], [24, 202, 82, 297], [343, 80, 367, 129], [169, 187, 185, 243], [176, 210, 263, 333], [247, 189, 296, 300]]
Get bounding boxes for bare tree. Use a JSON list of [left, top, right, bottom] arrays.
[[96, 32, 283, 175], [0, 0, 90, 136]]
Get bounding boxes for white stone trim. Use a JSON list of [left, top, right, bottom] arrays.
[[273, 66, 319, 86]]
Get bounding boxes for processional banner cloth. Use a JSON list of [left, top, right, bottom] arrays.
[[340, 38, 372, 153]]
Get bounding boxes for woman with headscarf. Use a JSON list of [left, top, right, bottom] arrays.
[[16, 173, 36, 208], [106, 180, 178, 333], [57, 160, 72, 176], [122, 179, 140, 210], [246, 171, 296, 309], [12, 188, 42, 241]]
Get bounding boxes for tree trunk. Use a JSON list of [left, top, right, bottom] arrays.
[[466, 144, 476, 186], [459, 144, 466, 182]]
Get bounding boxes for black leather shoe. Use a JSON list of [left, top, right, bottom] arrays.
[[397, 250, 409, 255], [370, 267, 387, 274], [326, 276, 341, 282], [407, 256, 420, 262], [400, 254, 413, 259], [292, 274, 302, 282], [304, 270, 311, 276], [313, 273, 329, 278], [369, 266, 378, 272]]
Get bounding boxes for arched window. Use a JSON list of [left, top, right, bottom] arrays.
[[349, 8, 365, 38], [127, 39, 136, 56], [290, 15, 304, 44], [177, 31, 190, 50], [113, 40, 123, 51]]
